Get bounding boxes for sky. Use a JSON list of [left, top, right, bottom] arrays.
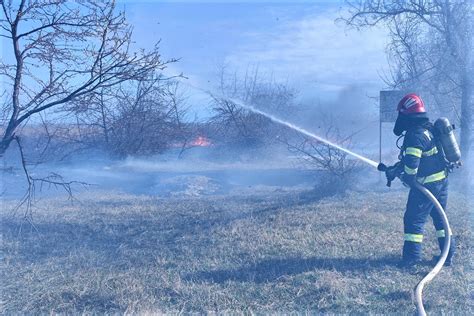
[[1, 0, 391, 121], [118, 0, 391, 118]]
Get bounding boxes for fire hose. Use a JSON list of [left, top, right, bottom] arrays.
[[412, 181, 451, 316], [378, 163, 452, 316]]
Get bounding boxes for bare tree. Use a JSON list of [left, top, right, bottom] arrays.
[[0, 0, 176, 156], [0, 0, 180, 217], [344, 0, 473, 160], [209, 66, 298, 150]]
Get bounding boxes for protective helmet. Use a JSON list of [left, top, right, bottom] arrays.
[[393, 93, 428, 136], [397, 93, 426, 116]]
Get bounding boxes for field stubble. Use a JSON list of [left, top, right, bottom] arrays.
[[0, 187, 472, 314]]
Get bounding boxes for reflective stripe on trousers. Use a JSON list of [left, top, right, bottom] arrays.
[[405, 233, 423, 243], [417, 170, 446, 184]]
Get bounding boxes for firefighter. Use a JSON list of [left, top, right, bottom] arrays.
[[393, 93, 455, 267]]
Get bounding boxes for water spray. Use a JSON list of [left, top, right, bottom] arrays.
[[226, 98, 380, 168], [184, 80, 379, 167]]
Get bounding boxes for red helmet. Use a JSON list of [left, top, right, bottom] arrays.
[[397, 93, 426, 115]]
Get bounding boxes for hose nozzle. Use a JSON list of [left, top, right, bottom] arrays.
[[378, 162, 403, 187], [377, 163, 387, 172]]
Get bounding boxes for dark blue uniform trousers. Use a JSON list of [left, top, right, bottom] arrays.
[[403, 179, 456, 262]]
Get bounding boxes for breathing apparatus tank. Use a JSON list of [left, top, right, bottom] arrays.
[[433, 117, 461, 165]]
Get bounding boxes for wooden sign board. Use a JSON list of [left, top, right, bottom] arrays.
[[380, 90, 407, 122]]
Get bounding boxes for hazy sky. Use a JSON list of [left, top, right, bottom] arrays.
[[1, 1, 391, 119], [120, 0, 390, 117]]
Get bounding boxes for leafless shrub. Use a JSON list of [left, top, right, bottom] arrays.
[[282, 111, 361, 198], [69, 75, 189, 158], [208, 66, 298, 153]]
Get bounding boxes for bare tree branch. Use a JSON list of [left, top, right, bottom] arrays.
[[13, 135, 89, 221], [0, 0, 177, 157], [344, 0, 473, 158]]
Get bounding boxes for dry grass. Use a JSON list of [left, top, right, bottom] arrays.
[[0, 188, 472, 314]]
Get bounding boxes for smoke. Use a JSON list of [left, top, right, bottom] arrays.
[[295, 84, 381, 149], [465, 150, 474, 196], [0, 146, 322, 201]]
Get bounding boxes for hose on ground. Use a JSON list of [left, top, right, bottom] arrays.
[[412, 182, 452, 316]]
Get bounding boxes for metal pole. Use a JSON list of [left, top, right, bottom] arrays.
[[379, 120, 382, 164], [379, 120, 383, 182], [412, 182, 452, 316]]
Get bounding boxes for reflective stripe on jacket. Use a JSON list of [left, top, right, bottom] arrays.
[[401, 127, 446, 184]]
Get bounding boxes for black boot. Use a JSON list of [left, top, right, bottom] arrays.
[[435, 236, 456, 266], [400, 241, 423, 272]]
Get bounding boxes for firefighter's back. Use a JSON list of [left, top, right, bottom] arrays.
[[403, 126, 446, 184]]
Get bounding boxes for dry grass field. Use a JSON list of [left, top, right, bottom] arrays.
[[0, 187, 472, 314]]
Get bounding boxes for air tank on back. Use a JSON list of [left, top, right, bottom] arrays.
[[434, 117, 461, 163]]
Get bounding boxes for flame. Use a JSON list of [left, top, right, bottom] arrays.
[[190, 136, 212, 147]]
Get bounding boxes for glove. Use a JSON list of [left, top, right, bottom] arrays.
[[380, 162, 403, 187]]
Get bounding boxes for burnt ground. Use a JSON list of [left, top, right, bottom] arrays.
[[0, 184, 472, 314]]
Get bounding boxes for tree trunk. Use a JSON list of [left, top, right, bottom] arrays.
[[0, 137, 14, 157], [460, 70, 472, 163], [0, 120, 19, 157], [1, 3, 24, 157]]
